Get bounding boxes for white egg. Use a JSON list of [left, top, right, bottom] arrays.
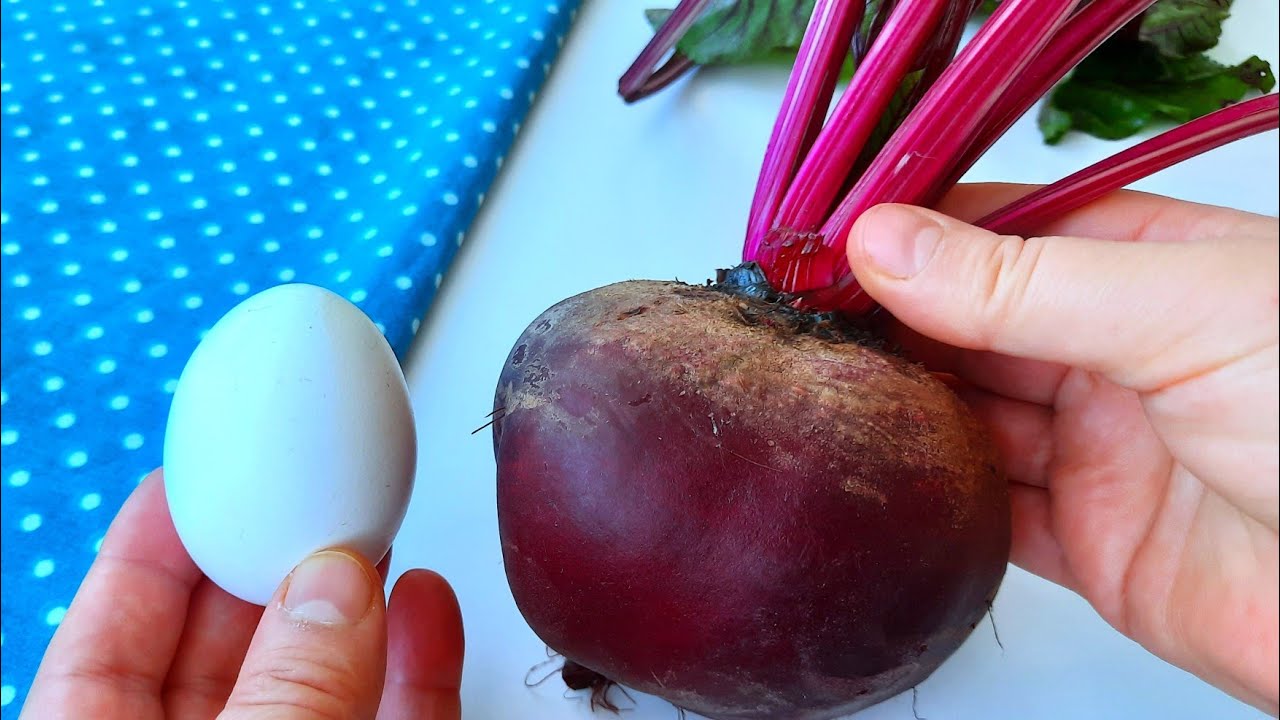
[[163, 283, 417, 606]]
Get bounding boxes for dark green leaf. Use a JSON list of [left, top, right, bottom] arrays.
[[1139, 0, 1232, 58], [645, 1, 817, 66], [1041, 36, 1276, 143], [1036, 103, 1074, 145]]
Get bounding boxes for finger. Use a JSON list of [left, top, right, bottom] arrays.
[[952, 385, 1054, 488], [937, 182, 1272, 243], [885, 320, 1069, 405], [376, 547, 393, 583], [24, 469, 202, 719], [1008, 484, 1078, 592], [377, 570, 465, 720], [220, 550, 388, 720], [847, 204, 1278, 393], [162, 580, 263, 719]]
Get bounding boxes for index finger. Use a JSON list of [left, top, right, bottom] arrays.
[[937, 183, 1272, 244], [23, 470, 202, 719]]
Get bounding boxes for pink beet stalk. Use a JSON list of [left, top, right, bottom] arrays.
[[779, 0, 1079, 310], [949, 0, 1158, 185], [618, 0, 712, 103], [766, 0, 952, 240], [978, 93, 1280, 234], [744, 0, 865, 253]]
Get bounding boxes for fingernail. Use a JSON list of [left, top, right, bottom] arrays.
[[859, 206, 943, 279], [283, 550, 374, 624]]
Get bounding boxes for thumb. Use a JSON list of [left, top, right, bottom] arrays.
[[846, 203, 1276, 392], [220, 549, 387, 720]]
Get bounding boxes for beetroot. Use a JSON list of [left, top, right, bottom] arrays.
[[486, 1, 1279, 715], [493, 268, 1010, 719]]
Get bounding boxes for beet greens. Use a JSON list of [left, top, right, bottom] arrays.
[[623, 0, 1278, 315]]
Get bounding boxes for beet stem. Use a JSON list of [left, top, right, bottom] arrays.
[[764, 0, 953, 241], [776, 0, 1080, 315], [744, 0, 866, 255], [946, 0, 1160, 187], [977, 93, 1280, 234], [618, 0, 713, 103]]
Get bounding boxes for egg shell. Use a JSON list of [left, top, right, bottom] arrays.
[[163, 283, 417, 606]]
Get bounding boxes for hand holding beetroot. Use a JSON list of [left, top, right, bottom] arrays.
[[849, 184, 1280, 715]]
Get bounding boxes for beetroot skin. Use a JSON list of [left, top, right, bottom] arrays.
[[492, 275, 1011, 720]]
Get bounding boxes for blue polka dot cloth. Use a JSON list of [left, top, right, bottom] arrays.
[[0, 0, 581, 712]]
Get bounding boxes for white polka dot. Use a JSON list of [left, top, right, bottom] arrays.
[[278, 268, 296, 282], [54, 412, 75, 429], [232, 281, 250, 295], [149, 343, 168, 358], [20, 513, 42, 532], [110, 248, 129, 261], [33, 559, 54, 578], [43, 376, 65, 392], [1, 429, 17, 446], [123, 433, 144, 450], [163, 378, 179, 394], [80, 492, 101, 509], [184, 295, 203, 309], [46, 607, 67, 626], [135, 309, 155, 323], [395, 276, 412, 290], [67, 451, 88, 469], [377, 244, 393, 257], [217, 252, 235, 265], [9, 470, 31, 487], [124, 279, 142, 293], [21, 307, 41, 320], [420, 232, 437, 246], [33, 340, 53, 356], [85, 325, 106, 340], [350, 289, 368, 303], [109, 394, 128, 409]]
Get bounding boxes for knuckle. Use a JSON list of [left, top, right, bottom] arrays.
[[228, 648, 367, 720], [973, 233, 1050, 348]]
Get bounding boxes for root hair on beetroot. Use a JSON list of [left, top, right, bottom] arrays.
[[911, 687, 927, 720]]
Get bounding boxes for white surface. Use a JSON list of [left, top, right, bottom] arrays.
[[390, 4, 1279, 719], [165, 284, 416, 606]]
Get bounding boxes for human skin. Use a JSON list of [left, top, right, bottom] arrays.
[[848, 184, 1279, 715], [20, 470, 465, 720]]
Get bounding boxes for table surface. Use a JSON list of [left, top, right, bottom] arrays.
[[387, 4, 1279, 719]]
